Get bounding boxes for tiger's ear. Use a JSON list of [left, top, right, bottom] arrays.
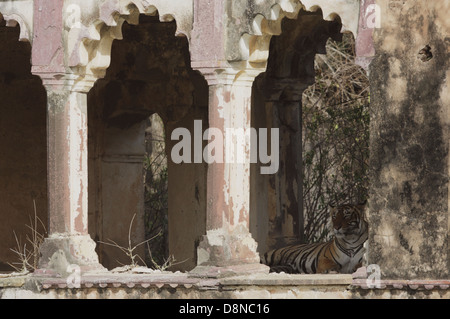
[[328, 203, 336, 216]]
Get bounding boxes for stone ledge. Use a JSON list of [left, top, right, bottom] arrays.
[[189, 263, 270, 279], [31, 272, 353, 290], [221, 273, 353, 286], [32, 272, 219, 290], [351, 267, 450, 290], [2, 270, 449, 293], [0, 273, 29, 288], [352, 279, 450, 291]]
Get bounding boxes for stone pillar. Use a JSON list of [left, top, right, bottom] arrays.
[[35, 77, 104, 275], [191, 66, 269, 276], [264, 79, 307, 248], [29, 0, 102, 276]]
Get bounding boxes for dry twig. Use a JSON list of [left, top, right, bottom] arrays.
[[8, 200, 47, 273], [99, 213, 163, 269]]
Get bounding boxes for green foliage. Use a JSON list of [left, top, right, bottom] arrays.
[[302, 34, 370, 243]]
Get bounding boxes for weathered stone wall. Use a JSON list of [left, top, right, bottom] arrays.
[[0, 24, 47, 271], [368, 0, 450, 279]]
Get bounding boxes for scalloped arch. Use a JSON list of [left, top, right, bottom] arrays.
[[239, 0, 360, 63], [68, 0, 193, 85], [0, 12, 32, 42], [301, 0, 359, 35], [250, 0, 359, 36]]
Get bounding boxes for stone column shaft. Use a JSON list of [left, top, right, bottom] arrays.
[[35, 78, 103, 274], [46, 89, 88, 235], [192, 67, 268, 274]]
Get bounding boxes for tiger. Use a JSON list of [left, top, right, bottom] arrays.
[[261, 203, 368, 274]]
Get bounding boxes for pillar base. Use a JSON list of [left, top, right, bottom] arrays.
[[35, 234, 105, 277], [194, 227, 267, 275]]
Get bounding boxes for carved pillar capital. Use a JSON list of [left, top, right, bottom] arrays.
[[192, 62, 265, 87], [31, 70, 99, 94]]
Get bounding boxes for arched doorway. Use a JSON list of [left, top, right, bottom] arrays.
[[87, 15, 208, 271], [250, 9, 370, 256]]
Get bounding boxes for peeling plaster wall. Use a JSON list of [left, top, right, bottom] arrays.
[[369, 0, 450, 279], [0, 24, 47, 270]]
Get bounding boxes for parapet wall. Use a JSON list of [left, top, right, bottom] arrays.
[[1, 272, 449, 299]]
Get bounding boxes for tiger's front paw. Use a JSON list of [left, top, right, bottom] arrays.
[[324, 270, 339, 274]]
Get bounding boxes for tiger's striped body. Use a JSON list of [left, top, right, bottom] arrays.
[[261, 204, 368, 274]]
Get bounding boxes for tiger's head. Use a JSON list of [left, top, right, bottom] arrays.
[[329, 203, 368, 242]]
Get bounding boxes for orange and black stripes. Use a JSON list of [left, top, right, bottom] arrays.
[[261, 204, 368, 274]]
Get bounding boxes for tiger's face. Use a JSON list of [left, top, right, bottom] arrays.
[[330, 204, 367, 240]]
